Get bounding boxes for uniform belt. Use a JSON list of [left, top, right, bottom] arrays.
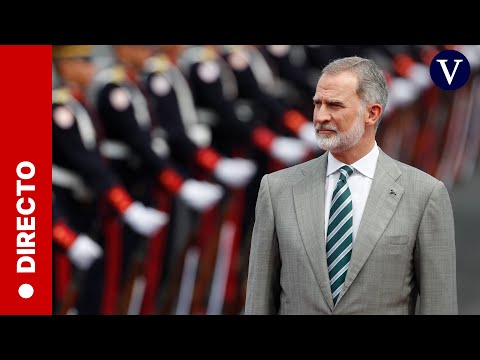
[[99, 140, 132, 160], [52, 164, 93, 200]]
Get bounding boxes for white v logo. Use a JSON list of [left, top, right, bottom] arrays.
[[436, 59, 463, 85]]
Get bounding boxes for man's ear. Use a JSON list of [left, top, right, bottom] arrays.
[[366, 103, 382, 128]]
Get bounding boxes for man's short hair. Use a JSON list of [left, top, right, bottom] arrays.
[[321, 56, 388, 128]]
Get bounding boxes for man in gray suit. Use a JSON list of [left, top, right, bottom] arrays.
[[245, 56, 457, 315]]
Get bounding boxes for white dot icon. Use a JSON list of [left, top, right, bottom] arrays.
[[18, 284, 34, 299]]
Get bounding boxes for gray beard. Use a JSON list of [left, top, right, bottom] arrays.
[[315, 111, 365, 152]]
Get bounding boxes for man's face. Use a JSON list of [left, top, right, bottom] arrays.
[[115, 45, 154, 68], [58, 57, 95, 88], [313, 71, 367, 153]]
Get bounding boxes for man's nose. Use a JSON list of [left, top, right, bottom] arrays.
[[314, 107, 331, 125]]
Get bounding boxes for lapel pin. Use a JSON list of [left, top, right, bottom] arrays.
[[390, 189, 396, 196]]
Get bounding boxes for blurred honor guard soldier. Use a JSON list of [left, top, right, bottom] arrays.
[[139, 45, 262, 314], [175, 45, 312, 313], [218, 45, 319, 152], [260, 45, 317, 102], [116, 45, 259, 190], [89, 45, 224, 213], [52, 45, 169, 314], [178, 45, 310, 167], [178, 45, 310, 239], [52, 191, 102, 314], [104, 45, 262, 313], [87, 45, 225, 313]]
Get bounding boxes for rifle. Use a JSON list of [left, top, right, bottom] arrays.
[[175, 244, 201, 315], [117, 187, 172, 315], [160, 198, 221, 315], [187, 200, 224, 315], [55, 253, 95, 315], [54, 252, 75, 315], [206, 187, 245, 315], [153, 199, 199, 314], [100, 207, 123, 315]]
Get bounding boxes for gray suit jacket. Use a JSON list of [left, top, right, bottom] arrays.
[[245, 149, 457, 314]]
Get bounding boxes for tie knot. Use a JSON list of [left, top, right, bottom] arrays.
[[339, 165, 354, 182]]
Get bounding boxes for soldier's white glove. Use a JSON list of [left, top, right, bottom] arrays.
[[179, 179, 224, 211], [298, 122, 319, 150], [270, 136, 309, 165], [213, 158, 257, 188], [123, 201, 170, 237], [67, 234, 103, 271]]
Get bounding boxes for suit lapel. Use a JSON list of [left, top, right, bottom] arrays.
[[337, 149, 404, 303], [293, 153, 334, 310]]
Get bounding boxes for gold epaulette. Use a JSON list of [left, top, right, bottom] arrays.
[[52, 87, 71, 104], [110, 65, 127, 84], [146, 54, 172, 74], [220, 45, 244, 55], [200, 46, 219, 61]]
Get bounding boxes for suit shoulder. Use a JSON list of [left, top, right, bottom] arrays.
[[395, 160, 438, 182], [394, 159, 444, 193], [266, 156, 321, 186]]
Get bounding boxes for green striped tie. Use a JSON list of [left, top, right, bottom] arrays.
[[327, 165, 354, 305]]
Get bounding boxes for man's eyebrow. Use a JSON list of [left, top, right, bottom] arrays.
[[312, 97, 344, 105], [326, 99, 344, 106]]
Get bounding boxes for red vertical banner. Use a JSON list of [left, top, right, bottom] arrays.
[[0, 45, 52, 314]]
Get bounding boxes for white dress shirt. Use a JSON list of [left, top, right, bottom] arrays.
[[324, 142, 379, 244]]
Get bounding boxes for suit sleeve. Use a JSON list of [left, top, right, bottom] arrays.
[[415, 180, 457, 314], [245, 174, 281, 315]]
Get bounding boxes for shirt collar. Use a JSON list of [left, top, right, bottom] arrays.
[[327, 142, 379, 179]]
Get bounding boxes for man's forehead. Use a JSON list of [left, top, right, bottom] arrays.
[[315, 72, 358, 97], [318, 71, 358, 87]]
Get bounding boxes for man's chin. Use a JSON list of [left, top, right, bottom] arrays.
[[317, 141, 352, 153], [316, 136, 339, 152], [317, 143, 339, 152]]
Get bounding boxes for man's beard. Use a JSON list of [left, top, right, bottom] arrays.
[[315, 108, 365, 152]]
